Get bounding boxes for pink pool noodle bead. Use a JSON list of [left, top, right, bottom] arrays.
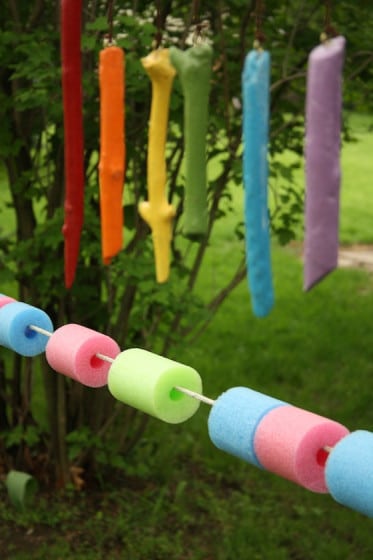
[[254, 405, 349, 493], [45, 323, 120, 388], [0, 295, 17, 308]]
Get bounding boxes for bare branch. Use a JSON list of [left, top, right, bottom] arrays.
[[8, 0, 22, 32], [270, 71, 307, 93], [347, 53, 373, 82], [184, 259, 247, 344], [282, 0, 309, 77], [27, 0, 45, 29]]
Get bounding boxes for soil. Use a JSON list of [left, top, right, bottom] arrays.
[[337, 244, 373, 271], [291, 242, 373, 271]]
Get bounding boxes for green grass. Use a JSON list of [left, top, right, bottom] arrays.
[[340, 113, 373, 243], [1, 113, 373, 558]]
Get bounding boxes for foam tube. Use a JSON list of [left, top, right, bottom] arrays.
[[107, 348, 202, 423], [45, 324, 120, 387], [0, 295, 17, 309], [139, 48, 176, 283], [242, 49, 274, 317], [304, 36, 346, 290], [254, 405, 350, 492], [325, 430, 373, 517], [208, 387, 286, 466], [0, 302, 53, 356], [169, 44, 212, 239]]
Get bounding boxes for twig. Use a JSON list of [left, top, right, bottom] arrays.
[[183, 260, 247, 344], [239, 1, 256, 65], [216, 0, 232, 142], [270, 114, 302, 139], [270, 71, 307, 93], [8, 0, 22, 32], [161, 141, 241, 355], [27, 0, 44, 29], [347, 54, 373, 82], [282, 0, 308, 77]]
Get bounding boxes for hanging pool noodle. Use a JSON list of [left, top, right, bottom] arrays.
[[304, 36, 346, 291], [169, 44, 212, 239], [139, 49, 176, 283], [242, 49, 274, 317]]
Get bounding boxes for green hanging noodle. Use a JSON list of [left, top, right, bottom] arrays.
[[170, 43, 213, 240]]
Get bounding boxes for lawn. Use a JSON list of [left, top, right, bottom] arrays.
[[340, 112, 373, 243], [1, 112, 373, 558]]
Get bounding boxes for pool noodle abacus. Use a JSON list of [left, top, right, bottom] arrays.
[[1, 293, 373, 518]]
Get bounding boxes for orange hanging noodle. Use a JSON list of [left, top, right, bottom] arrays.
[[98, 44, 126, 265]]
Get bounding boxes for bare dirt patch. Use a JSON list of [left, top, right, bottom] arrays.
[[337, 245, 373, 271], [290, 242, 373, 271]]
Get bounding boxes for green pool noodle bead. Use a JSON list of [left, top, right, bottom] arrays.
[[107, 348, 202, 423], [170, 44, 213, 239], [5, 470, 38, 511]]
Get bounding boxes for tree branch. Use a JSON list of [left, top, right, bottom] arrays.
[[347, 53, 373, 82], [8, 0, 22, 32], [282, 0, 309, 77], [183, 259, 247, 344], [27, 0, 45, 29]]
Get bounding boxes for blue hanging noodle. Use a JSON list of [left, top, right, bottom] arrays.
[[242, 44, 274, 317]]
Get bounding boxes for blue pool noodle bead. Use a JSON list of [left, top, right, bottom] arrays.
[[325, 430, 373, 518], [208, 387, 286, 467], [0, 302, 53, 356]]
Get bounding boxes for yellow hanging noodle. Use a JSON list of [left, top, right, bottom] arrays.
[[139, 49, 176, 283]]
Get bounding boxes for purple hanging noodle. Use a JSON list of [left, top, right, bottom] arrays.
[[304, 36, 346, 291]]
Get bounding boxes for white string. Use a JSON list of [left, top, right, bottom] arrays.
[[27, 324, 215, 406], [174, 386, 215, 406], [22, 327, 342, 417], [22, 328, 347, 417], [28, 325, 52, 337], [95, 352, 114, 364]]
